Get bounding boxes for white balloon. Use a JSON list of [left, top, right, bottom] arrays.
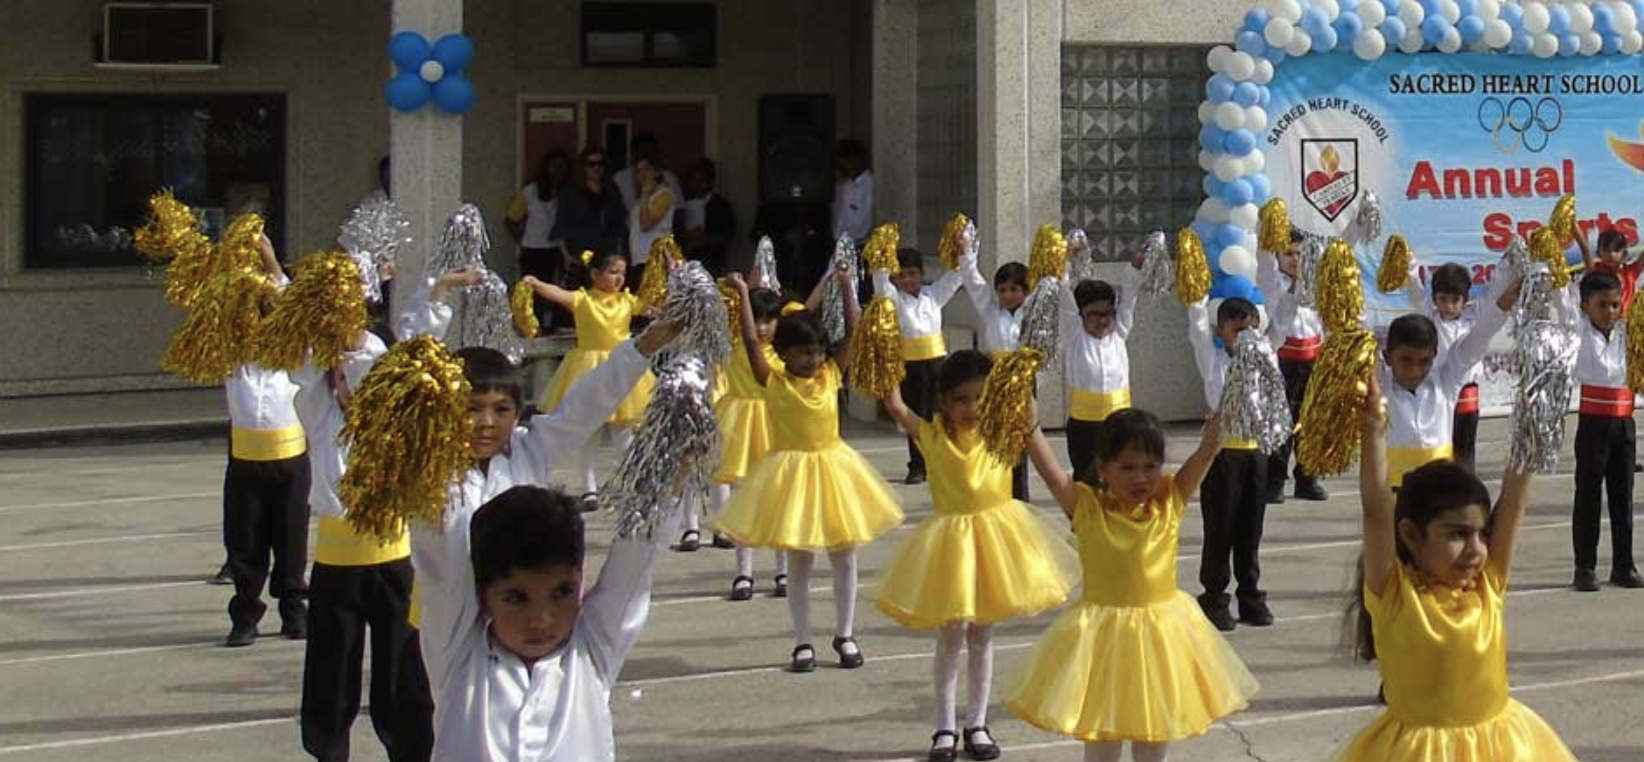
[[1484, 19, 1512, 48], [1231, 204, 1261, 231], [1226, 51, 1257, 81], [1580, 30, 1603, 54], [1215, 102, 1247, 131], [1400, 28, 1426, 52], [1626, 30, 1644, 54], [1286, 29, 1314, 55], [1253, 59, 1276, 85], [1358, 2, 1387, 27], [1354, 28, 1388, 59], [1522, 1, 1550, 33], [1265, 17, 1297, 47], [1208, 45, 1233, 72], [1239, 233, 1260, 255], [1219, 246, 1258, 281], [1316, 0, 1340, 22], [1438, 26, 1463, 52], [1532, 31, 1559, 58], [1569, 4, 1594, 34], [1438, 0, 1460, 23], [1398, 0, 1426, 28], [1200, 197, 1231, 223], [1198, 150, 1216, 172], [1199, 101, 1216, 125], [1244, 149, 1266, 174], [1476, 0, 1500, 21], [1267, 0, 1303, 23], [1214, 155, 1244, 183], [1618, 4, 1639, 34], [1245, 105, 1269, 132]]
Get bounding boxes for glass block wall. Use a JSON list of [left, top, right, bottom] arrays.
[[1061, 45, 1211, 260], [916, 0, 976, 258]]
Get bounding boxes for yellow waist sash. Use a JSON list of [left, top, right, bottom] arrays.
[[1069, 388, 1132, 422], [1221, 436, 1258, 451], [231, 425, 307, 461], [1389, 445, 1453, 487], [902, 333, 947, 361], [408, 579, 422, 628], [315, 517, 409, 566]]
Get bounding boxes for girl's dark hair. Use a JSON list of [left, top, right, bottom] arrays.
[[1289, 227, 1306, 245], [896, 247, 924, 272], [1428, 263, 1472, 299], [456, 346, 523, 409], [1580, 270, 1623, 302], [1385, 313, 1439, 353], [994, 262, 1029, 291], [1079, 408, 1167, 487], [470, 486, 586, 590], [1347, 460, 1492, 662], [1073, 279, 1117, 310], [535, 149, 570, 201], [582, 250, 629, 286], [773, 311, 826, 353], [936, 350, 992, 397], [748, 287, 784, 321], [1598, 228, 1628, 253]]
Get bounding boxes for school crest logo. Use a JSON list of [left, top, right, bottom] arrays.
[[1300, 139, 1359, 222]]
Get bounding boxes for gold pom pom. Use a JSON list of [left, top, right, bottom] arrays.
[[511, 280, 540, 339], [1629, 287, 1644, 394], [636, 236, 684, 306], [978, 348, 1046, 464], [1259, 198, 1291, 254], [1530, 226, 1572, 290], [1377, 235, 1412, 294], [1296, 328, 1378, 476], [133, 190, 208, 264], [581, 250, 595, 267], [849, 297, 905, 398], [1027, 225, 1068, 288], [338, 335, 473, 542], [1317, 238, 1365, 332], [862, 223, 903, 272], [719, 278, 743, 343], [1174, 228, 1211, 305], [256, 252, 368, 371], [1550, 194, 1578, 246], [167, 213, 266, 308], [938, 213, 970, 270], [160, 265, 273, 381]]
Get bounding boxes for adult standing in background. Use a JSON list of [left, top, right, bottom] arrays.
[[613, 132, 683, 212], [627, 154, 677, 290], [506, 149, 572, 332], [676, 158, 735, 276], [552, 145, 627, 268], [833, 138, 874, 245]]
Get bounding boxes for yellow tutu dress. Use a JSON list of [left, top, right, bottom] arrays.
[[1006, 477, 1258, 742], [1331, 563, 1576, 762], [713, 361, 902, 550], [712, 341, 784, 484], [540, 288, 654, 425], [875, 416, 1079, 629]]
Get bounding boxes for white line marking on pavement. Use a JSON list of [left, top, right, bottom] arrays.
[[0, 492, 216, 514], [0, 717, 293, 755], [0, 531, 212, 552], [0, 581, 202, 602], [0, 640, 223, 666]]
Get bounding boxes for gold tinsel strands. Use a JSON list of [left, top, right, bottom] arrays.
[[511, 280, 540, 339], [1026, 225, 1068, 288], [978, 348, 1046, 464], [1550, 194, 1578, 245], [1316, 238, 1365, 333], [938, 213, 970, 270], [166, 212, 265, 308], [1629, 286, 1644, 395], [338, 335, 472, 542], [1377, 235, 1412, 294], [1174, 228, 1211, 305], [719, 278, 743, 344], [1259, 198, 1291, 253], [133, 190, 208, 264], [862, 223, 902, 272], [636, 236, 684, 307], [1296, 328, 1378, 476], [1530, 226, 1572, 289], [849, 296, 905, 398], [256, 252, 368, 371], [159, 265, 273, 382]]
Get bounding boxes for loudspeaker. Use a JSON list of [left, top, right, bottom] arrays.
[[759, 94, 835, 204]]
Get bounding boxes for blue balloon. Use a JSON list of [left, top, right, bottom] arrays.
[[1420, 0, 1442, 17], [1261, 45, 1288, 64], [1315, 25, 1340, 51], [1422, 15, 1452, 44], [431, 34, 475, 73], [1559, 32, 1580, 56], [389, 31, 431, 73], [1339, 0, 1360, 11], [1244, 8, 1271, 33], [1381, 0, 1399, 15], [1192, 220, 1217, 242], [1634, 1, 1644, 30], [1595, 4, 1616, 34], [1457, 0, 1478, 17], [1207, 74, 1236, 103], [1500, 2, 1523, 27], [1302, 6, 1331, 33], [1258, 87, 1272, 107], [1334, 13, 1364, 42], [1204, 175, 1226, 197], [1200, 125, 1227, 150], [1224, 128, 1257, 156], [1215, 274, 1260, 302], [1233, 81, 1262, 107], [1381, 17, 1407, 43], [1510, 29, 1534, 55], [432, 75, 475, 114], [1548, 4, 1570, 34], [1212, 224, 1241, 248], [1236, 30, 1266, 54], [385, 72, 430, 111], [1249, 173, 1272, 203], [1222, 180, 1255, 208], [1605, 32, 1624, 54], [1458, 16, 1486, 43]]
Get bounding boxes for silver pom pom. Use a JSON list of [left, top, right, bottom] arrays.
[[606, 353, 722, 540], [338, 193, 412, 303], [1220, 328, 1292, 455], [817, 235, 860, 348], [1503, 233, 1532, 281], [453, 269, 526, 364], [752, 236, 781, 291], [1294, 234, 1327, 308], [427, 203, 491, 277], [1508, 320, 1577, 473], [1018, 276, 1061, 359], [1511, 262, 1555, 333], [1136, 230, 1174, 298], [660, 261, 731, 372], [1350, 190, 1385, 246], [1066, 228, 1099, 285]]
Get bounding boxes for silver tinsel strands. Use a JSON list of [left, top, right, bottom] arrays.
[[1351, 190, 1384, 246], [1294, 234, 1326, 308], [1220, 328, 1292, 455], [427, 204, 490, 277], [454, 269, 526, 364], [606, 353, 722, 540], [1508, 319, 1577, 473], [1018, 277, 1061, 359], [1136, 230, 1173, 298], [817, 235, 860, 348], [338, 193, 412, 303], [1503, 234, 1532, 281], [1066, 228, 1098, 285], [752, 236, 781, 291], [1511, 262, 1554, 334], [660, 261, 731, 372]]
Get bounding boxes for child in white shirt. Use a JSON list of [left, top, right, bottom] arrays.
[[873, 247, 963, 484]]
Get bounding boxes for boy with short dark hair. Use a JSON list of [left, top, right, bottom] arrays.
[[1059, 252, 1143, 484], [1257, 229, 1327, 502], [1405, 261, 1487, 470], [1577, 228, 1642, 314], [873, 247, 963, 484]]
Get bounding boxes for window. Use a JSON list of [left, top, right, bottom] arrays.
[[581, 3, 716, 68], [1061, 45, 1209, 260], [24, 93, 285, 269]]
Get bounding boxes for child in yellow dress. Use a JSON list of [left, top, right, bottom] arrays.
[[523, 250, 655, 507], [1335, 375, 1576, 762], [1007, 409, 1257, 762], [714, 267, 903, 672], [876, 349, 1079, 762]]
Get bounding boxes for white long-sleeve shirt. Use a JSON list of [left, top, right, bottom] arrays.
[[1061, 267, 1141, 421], [225, 271, 305, 460], [1257, 250, 1323, 356], [1561, 282, 1628, 389], [396, 277, 457, 343], [872, 266, 962, 361], [1405, 263, 1482, 387], [960, 253, 1022, 354], [1380, 293, 1507, 453], [289, 335, 389, 520], [833, 170, 874, 242]]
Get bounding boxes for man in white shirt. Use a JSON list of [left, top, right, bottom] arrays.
[[832, 139, 874, 244], [611, 133, 683, 213]]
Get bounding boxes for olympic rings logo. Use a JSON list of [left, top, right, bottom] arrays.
[[1477, 97, 1563, 154]]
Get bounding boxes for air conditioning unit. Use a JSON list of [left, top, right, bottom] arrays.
[[99, 3, 216, 69]]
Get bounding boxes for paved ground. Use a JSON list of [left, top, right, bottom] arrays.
[[1, 417, 1640, 762]]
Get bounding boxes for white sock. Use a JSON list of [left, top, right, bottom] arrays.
[[774, 549, 789, 576], [735, 546, 754, 578], [1131, 742, 1170, 762], [933, 624, 965, 731], [682, 492, 701, 533], [829, 549, 858, 644], [1084, 742, 1123, 762], [964, 624, 994, 728], [786, 550, 816, 648]]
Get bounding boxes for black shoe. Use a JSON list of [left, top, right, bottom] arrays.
[[1199, 598, 1236, 632], [209, 563, 233, 586], [1610, 568, 1644, 588], [729, 575, 755, 602], [710, 533, 736, 549], [224, 623, 257, 648], [1238, 599, 1275, 627], [578, 492, 600, 513], [772, 573, 788, 598], [1293, 479, 1329, 501], [280, 616, 307, 640], [929, 730, 959, 762], [676, 530, 701, 552], [905, 469, 927, 485], [832, 635, 865, 668], [790, 643, 816, 673], [1264, 485, 1286, 504], [1635, 462, 1642, 473], [962, 726, 1001, 761], [1574, 569, 1601, 592]]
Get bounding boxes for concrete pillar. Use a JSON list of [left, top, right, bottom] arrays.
[[389, 0, 463, 321]]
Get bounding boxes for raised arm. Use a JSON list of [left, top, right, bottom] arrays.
[[523, 276, 578, 311], [1172, 415, 1223, 499], [528, 320, 679, 467], [803, 266, 833, 312], [395, 267, 482, 341], [929, 267, 963, 308], [881, 386, 927, 434], [1575, 227, 1595, 272], [1185, 298, 1218, 410], [872, 267, 894, 300], [410, 491, 484, 692], [1025, 426, 1078, 519], [833, 266, 862, 373], [1485, 464, 1535, 579], [1441, 273, 1518, 390], [1360, 373, 1396, 598], [959, 248, 999, 318], [1405, 261, 1429, 313], [581, 510, 680, 677], [730, 274, 771, 386], [1115, 253, 1144, 339]]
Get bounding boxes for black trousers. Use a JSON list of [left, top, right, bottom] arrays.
[[1065, 417, 1106, 485], [901, 357, 943, 474], [224, 454, 311, 627], [519, 246, 571, 332], [301, 559, 429, 762], [1268, 358, 1318, 490], [1452, 410, 1479, 472], [1573, 413, 1637, 574], [394, 629, 436, 762], [1011, 458, 1030, 502], [1199, 448, 1269, 606]]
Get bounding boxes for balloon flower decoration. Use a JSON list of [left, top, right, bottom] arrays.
[[386, 31, 476, 114]]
